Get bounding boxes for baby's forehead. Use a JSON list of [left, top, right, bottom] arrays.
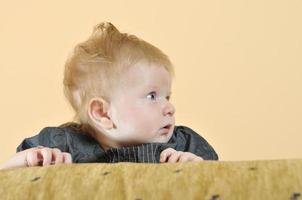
[[123, 63, 171, 83], [120, 82, 169, 93], [123, 76, 171, 92]]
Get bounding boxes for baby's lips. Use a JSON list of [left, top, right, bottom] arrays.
[[159, 124, 172, 135]]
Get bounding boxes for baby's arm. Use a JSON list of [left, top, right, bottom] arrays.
[[0, 146, 72, 170], [1, 126, 72, 170]]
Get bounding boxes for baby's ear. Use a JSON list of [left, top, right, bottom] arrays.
[[88, 97, 114, 130]]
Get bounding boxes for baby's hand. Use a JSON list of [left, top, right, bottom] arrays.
[[159, 148, 203, 163], [25, 146, 72, 167]]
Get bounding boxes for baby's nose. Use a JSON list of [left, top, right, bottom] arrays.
[[163, 102, 175, 116]]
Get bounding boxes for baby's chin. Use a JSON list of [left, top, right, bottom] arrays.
[[114, 125, 174, 146], [117, 132, 171, 146], [147, 126, 174, 143]]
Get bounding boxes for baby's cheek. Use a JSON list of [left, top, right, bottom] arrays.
[[138, 117, 161, 141], [119, 103, 160, 140]]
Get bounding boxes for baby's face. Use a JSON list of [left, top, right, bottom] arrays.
[[108, 61, 175, 145]]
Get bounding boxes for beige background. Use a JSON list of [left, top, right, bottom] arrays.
[[1, 0, 301, 164]]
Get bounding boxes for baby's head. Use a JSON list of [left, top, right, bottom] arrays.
[[63, 22, 175, 148]]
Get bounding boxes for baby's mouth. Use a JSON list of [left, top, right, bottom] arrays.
[[159, 124, 172, 135]]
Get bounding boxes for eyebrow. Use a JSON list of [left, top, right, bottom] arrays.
[[148, 85, 159, 89], [147, 86, 172, 95]]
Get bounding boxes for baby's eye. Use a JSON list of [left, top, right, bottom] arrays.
[[147, 91, 157, 101], [166, 95, 170, 101]]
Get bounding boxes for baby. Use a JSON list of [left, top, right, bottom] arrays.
[[1, 22, 218, 169]]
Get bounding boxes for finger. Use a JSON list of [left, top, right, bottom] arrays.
[[52, 148, 63, 165], [178, 152, 192, 162], [40, 148, 53, 166], [193, 156, 204, 161], [32, 146, 45, 165], [26, 151, 37, 167], [168, 151, 183, 163], [160, 148, 176, 162], [62, 152, 72, 164], [26, 150, 42, 167]]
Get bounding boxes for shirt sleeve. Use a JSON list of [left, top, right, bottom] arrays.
[[173, 125, 219, 160], [16, 127, 68, 153]]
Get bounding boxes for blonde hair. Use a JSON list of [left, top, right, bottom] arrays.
[[62, 22, 175, 132]]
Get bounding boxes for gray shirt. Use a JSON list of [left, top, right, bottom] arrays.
[[16, 122, 219, 163]]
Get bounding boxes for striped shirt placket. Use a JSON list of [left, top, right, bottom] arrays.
[[146, 144, 149, 163], [142, 145, 145, 163], [122, 148, 125, 162], [154, 145, 158, 163], [108, 149, 112, 163], [127, 148, 130, 162], [129, 147, 132, 162], [111, 149, 115, 162], [151, 143, 154, 163], [137, 146, 140, 162], [132, 146, 136, 162]]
